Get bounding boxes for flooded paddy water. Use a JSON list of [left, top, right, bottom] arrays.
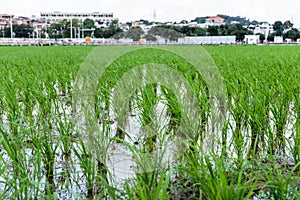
[[0, 45, 299, 199]]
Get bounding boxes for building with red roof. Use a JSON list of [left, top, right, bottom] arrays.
[[205, 16, 225, 26]]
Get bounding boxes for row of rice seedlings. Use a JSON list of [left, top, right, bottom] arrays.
[[292, 91, 300, 168], [0, 46, 98, 198], [1, 45, 299, 199], [136, 83, 159, 152], [93, 46, 215, 199], [179, 143, 258, 200], [0, 125, 47, 199], [207, 46, 299, 157], [203, 45, 300, 198]]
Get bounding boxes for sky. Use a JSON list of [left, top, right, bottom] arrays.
[[1, 0, 300, 27]]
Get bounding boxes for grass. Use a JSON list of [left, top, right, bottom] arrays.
[[0, 45, 299, 199]]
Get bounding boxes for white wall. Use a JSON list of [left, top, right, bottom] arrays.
[[274, 36, 283, 43], [178, 36, 236, 44], [244, 35, 260, 44]]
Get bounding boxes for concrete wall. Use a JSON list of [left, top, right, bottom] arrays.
[[178, 36, 236, 44]]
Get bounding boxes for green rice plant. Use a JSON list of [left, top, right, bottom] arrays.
[[72, 138, 110, 198], [269, 84, 290, 155], [39, 125, 58, 194], [123, 168, 171, 200], [161, 86, 181, 135], [182, 144, 257, 200], [0, 124, 47, 199], [2, 77, 21, 136], [260, 156, 300, 200], [291, 90, 300, 169], [53, 97, 74, 158], [0, 149, 9, 198], [119, 138, 171, 200], [227, 79, 249, 160], [1, 45, 300, 199], [245, 80, 270, 158], [135, 83, 160, 152]]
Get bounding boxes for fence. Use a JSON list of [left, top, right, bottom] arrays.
[[0, 36, 237, 46]]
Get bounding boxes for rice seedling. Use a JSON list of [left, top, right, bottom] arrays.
[[0, 45, 299, 199]]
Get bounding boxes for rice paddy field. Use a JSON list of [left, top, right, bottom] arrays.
[[0, 45, 299, 199]]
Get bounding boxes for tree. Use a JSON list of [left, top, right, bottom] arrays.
[[4, 24, 34, 38], [126, 22, 132, 28], [283, 20, 293, 30], [83, 18, 95, 29], [251, 20, 259, 26], [207, 26, 218, 36], [94, 28, 104, 38], [267, 32, 277, 41], [14, 24, 34, 38], [102, 21, 123, 39], [219, 24, 229, 35], [111, 19, 119, 28], [102, 27, 123, 39], [48, 22, 63, 38], [217, 14, 252, 26], [283, 28, 300, 40], [124, 26, 144, 41], [191, 17, 206, 24], [227, 24, 253, 41], [144, 34, 157, 41], [70, 18, 80, 38], [194, 27, 207, 36], [180, 20, 188, 24], [60, 19, 80, 38], [147, 26, 183, 42], [180, 26, 193, 35], [82, 19, 96, 37], [0, 29, 4, 37], [256, 33, 265, 41], [139, 19, 152, 25], [273, 21, 283, 35]]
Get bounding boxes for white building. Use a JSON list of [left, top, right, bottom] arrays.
[[178, 36, 236, 45], [205, 16, 225, 26], [285, 38, 292, 43], [0, 14, 14, 29], [274, 36, 283, 43], [248, 22, 273, 36], [40, 11, 115, 24], [244, 35, 260, 44]]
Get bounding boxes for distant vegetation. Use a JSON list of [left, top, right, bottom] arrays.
[[217, 14, 253, 25], [1, 14, 300, 42]]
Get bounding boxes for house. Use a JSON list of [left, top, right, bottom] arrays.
[[205, 16, 225, 26], [274, 36, 283, 43], [248, 22, 273, 36], [244, 35, 260, 44], [15, 16, 31, 25], [119, 23, 130, 31], [231, 21, 240, 25], [285, 38, 292, 43], [188, 22, 198, 27], [32, 20, 46, 38], [132, 20, 142, 27], [0, 14, 14, 30]]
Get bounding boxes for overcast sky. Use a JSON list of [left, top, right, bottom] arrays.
[[1, 0, 299, 26]]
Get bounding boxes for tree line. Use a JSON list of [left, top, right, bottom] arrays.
[[1, 18, 300, 42], [0, 18, 123, 39], [267, 20, 300, 41]]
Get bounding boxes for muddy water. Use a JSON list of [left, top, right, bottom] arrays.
[[0, 94, 298, 198], [0, 97, 177, 198]]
